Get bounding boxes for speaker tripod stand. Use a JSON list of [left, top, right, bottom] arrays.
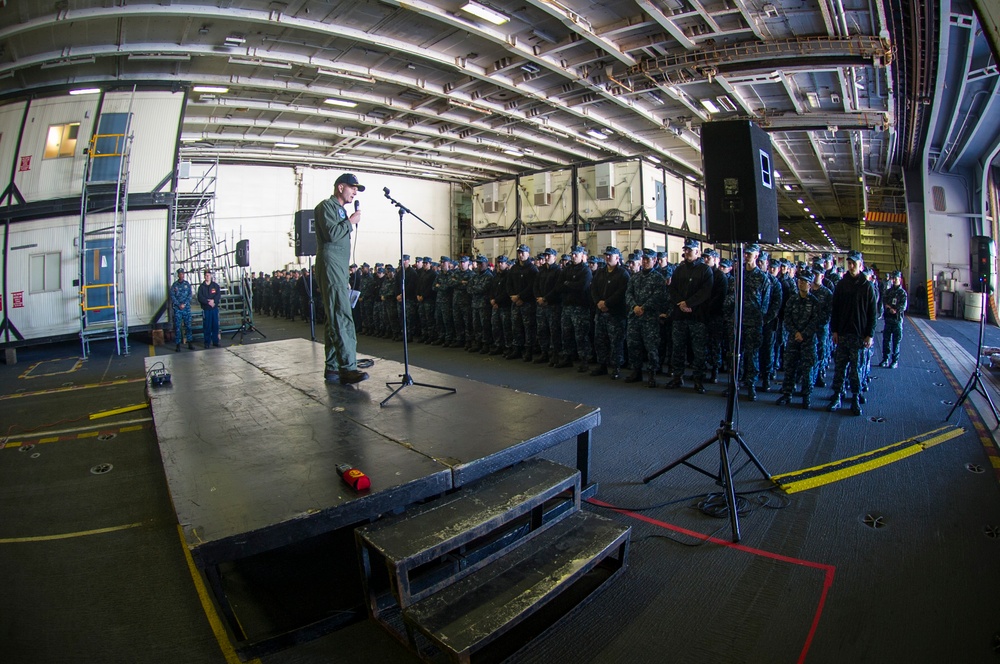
[[946, 287, 1000, 423], [642, 238, 773, 543], [231, 268, 266, 343]]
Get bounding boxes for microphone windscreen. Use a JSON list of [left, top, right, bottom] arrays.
[[354, 200, 360, 212]]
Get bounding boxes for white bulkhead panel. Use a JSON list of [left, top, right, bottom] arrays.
[[13, 96, 99, 201], [3, 216, 81, 339], [0, 100, 28, 197], [100, 90, 184, 194], [124, 208, 169, 326]]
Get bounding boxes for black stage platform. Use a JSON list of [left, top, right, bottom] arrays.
[[144, 339, 600, 657]]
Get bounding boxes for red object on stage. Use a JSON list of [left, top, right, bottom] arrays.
[[337, 464, 371, 491]]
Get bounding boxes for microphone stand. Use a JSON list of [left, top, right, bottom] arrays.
[[380, 188, 457, 408]]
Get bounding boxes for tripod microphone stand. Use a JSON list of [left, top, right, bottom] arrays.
[[380, 187, 456, 408], [643, 227, 773, 542], [231, 268, 266, 343], [946, 285, 1000, 423]]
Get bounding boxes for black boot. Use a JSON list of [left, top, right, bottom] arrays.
[[760, 378, 770, 393], [610, 367, 621, 380], [746, 384, 757, 401], [589, 365, 608, 376], [693, 379, 706, 395], [577, 362, 590, 373], [828, 394, 842, 411], [534, 353, 549, 364], [709, 368, 718, 384], [664, 375, 683, 389], [554, 357, 573, 368], [624, 369, 643, 383], [851, 394, 863, 415], [647, 372, 657, 388], [802, 395, 811, 409], [522, 352, 533, 362], [775, 393, 791, 406]]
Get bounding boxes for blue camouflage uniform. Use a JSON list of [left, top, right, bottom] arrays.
[[779, 272, 822, 405], [626, 254, 667, 385], [169, 270, 194, 347]]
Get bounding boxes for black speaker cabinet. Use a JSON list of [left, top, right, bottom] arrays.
[[971, 235, 995, 292], [236, 239, 250, 267], [295, 209, 317, 257], [701, 120, 779, 244]]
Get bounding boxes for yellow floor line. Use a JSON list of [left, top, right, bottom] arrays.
[[772, 425, 965, 494], [176, 526, 260, 664], [0, 377, 145, 401], [90, 403, 149, 420], [0, 521, 144, 543]]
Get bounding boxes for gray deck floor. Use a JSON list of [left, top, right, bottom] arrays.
[[2, 313, 999, 663]]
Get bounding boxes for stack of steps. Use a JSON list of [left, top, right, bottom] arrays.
[[357, 458, 630, 662]]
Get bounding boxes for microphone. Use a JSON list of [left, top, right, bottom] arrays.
[[383, 187, 390, 196], [336, 463, 371, 491], [354, 200, 360, 213]]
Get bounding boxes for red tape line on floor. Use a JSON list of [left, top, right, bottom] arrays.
[[587, 497, 835, 664]]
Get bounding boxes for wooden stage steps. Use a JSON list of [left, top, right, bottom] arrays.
[[357, 458, 630, 662]]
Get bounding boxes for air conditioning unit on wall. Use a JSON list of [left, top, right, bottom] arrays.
[[595, 162, 614, 200], [482, 181, 499, 214], [533, 172, 551, 206]]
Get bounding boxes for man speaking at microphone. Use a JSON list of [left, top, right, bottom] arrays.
[[315, 173, 369, 384]]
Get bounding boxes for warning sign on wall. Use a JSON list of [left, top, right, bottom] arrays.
[[18, 156, 30, 172], [12, 291, 24, 308]]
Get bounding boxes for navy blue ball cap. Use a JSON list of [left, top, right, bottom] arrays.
[[682, 239, 700, 250], [571, 245, 586, 254], [642, 248, 656, 258], [516, 244, 531, 253], [703, 248, 719, 257], [543, 247, 557, 256], [441, 255, 452, 263], [744, 243, 760, 254], [797, 269, 814, 282], [334, 173, 365, 191], [604, 246, 621, 256], [847, 250, 863, 262]]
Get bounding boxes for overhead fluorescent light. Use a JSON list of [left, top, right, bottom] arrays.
[[317, 68, 377, 84], [803, 207, 810, 212], [224, 35, 246, 46], [460, 1, 509, 25], [783, 184, 793, 191], [715, 95, 737, 112], [795, 198, 804, 204], [193, 85, 229, 93], [274, 142, 299, 148], [503, 148, 523, 156], [809, 214, 816, 219], [41, 56, 95, 69], [805, 92, 820, 108], [585, 128, 609, 140], [69, 88, 101, 96], [647, 155, 661, 163], [774, 170, 781, 178], [324, 98, 358, 108], [699, 98, 720, 114], [229, 56, 292, 70], [520, 63, 540, 74], [129, 53, 191, 61]]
